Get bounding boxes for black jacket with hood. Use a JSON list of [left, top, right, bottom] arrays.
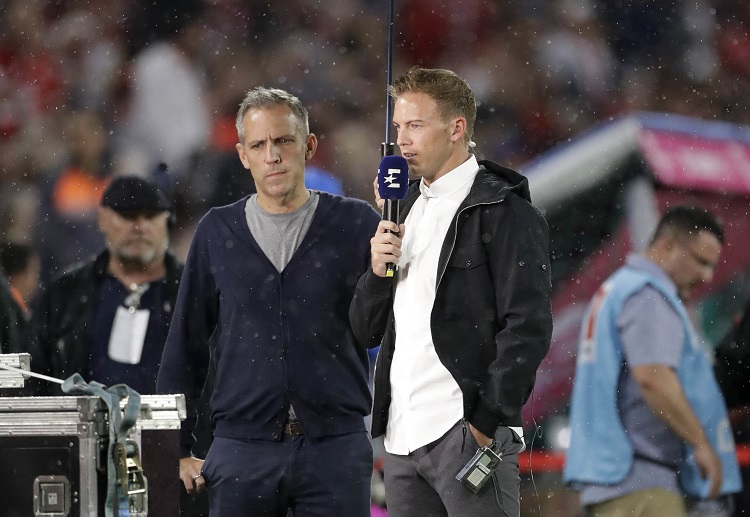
[[350, 160, 553, 439]]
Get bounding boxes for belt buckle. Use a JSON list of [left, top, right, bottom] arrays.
[[284, 421, 304, 436]]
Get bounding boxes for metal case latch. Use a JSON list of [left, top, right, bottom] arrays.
[[113, 439, 148, 516], [33, 475, 71, 517]]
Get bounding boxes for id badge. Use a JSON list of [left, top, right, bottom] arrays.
[[107, 306, 150, 364]]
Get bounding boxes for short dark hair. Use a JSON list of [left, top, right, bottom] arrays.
[[389, 66, 476, 146], [651, 205, 724, 245]]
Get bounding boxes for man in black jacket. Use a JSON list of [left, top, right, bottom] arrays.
[[26, 174, 212, 516], [26, 175, 183, 395], [350, 67, 552, 517]]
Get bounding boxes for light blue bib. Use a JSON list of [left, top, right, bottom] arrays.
[[563, 266, 741, 498]]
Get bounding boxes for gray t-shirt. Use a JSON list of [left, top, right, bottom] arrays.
[[244, 191, 320, 273]]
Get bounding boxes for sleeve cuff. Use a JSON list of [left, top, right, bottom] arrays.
[[359, 269, 394, 297], [469, 402, 502, 438]]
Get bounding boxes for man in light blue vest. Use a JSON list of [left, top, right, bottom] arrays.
[[564, 206, 741, 516]]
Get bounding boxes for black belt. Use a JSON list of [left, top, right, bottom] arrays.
[[284, 421, 304, 436]]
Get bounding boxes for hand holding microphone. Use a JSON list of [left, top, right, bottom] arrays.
[[375, 155, 409, 277]]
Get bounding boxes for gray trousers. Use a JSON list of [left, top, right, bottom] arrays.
[[383, 421, 522, 517]]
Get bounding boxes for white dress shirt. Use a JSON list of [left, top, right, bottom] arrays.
[[385, 156, 479, 455]]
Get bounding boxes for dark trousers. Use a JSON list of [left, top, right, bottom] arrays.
[[200, 431, 372, 517], [383, 422, 522, 517]]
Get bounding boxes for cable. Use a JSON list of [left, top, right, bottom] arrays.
[[491, 471, 511, 517], [527, 387, 544, 517], [0, 362, 64, 384]]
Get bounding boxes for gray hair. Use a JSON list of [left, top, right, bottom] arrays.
[[235, 87, 310, 143]]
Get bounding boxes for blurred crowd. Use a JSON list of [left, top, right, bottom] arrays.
[[1, 0, 750, 282]]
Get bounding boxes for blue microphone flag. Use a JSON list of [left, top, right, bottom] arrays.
[[377, 155, 409, 200]]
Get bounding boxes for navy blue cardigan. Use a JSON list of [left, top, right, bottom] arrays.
[[157, 193, 380, 455]]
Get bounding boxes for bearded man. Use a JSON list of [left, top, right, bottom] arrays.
[[26, 175, 183, 395]]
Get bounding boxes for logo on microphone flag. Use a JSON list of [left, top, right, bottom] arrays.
[[385, 168, 402, 188]]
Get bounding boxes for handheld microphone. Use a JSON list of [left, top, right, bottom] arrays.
[[377, 155, 409, 277]]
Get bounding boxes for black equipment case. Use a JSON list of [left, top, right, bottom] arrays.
[[0, 354, 186, 517]]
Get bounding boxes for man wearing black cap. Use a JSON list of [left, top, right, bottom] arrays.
[[25, 175, 183, 395]]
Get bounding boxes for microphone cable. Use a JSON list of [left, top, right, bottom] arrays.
[[527, 386, 545, 517]]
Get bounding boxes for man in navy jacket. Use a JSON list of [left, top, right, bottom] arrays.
[[157, 87, 380, 517], [350, 67, 552, 517]]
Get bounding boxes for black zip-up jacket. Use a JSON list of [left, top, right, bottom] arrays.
[[25, 250, 183, 394], [350, 160, 553, 439]]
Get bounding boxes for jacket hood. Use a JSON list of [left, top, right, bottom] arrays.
[[402, 159, 532, 218], [475, 159, 532, 203]]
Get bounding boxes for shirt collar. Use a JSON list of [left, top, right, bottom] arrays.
[[418, 155, 479, 200], [626, 253, 678, 294]]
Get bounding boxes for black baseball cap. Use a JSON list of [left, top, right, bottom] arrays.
[[101, 176, 171, 214]]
